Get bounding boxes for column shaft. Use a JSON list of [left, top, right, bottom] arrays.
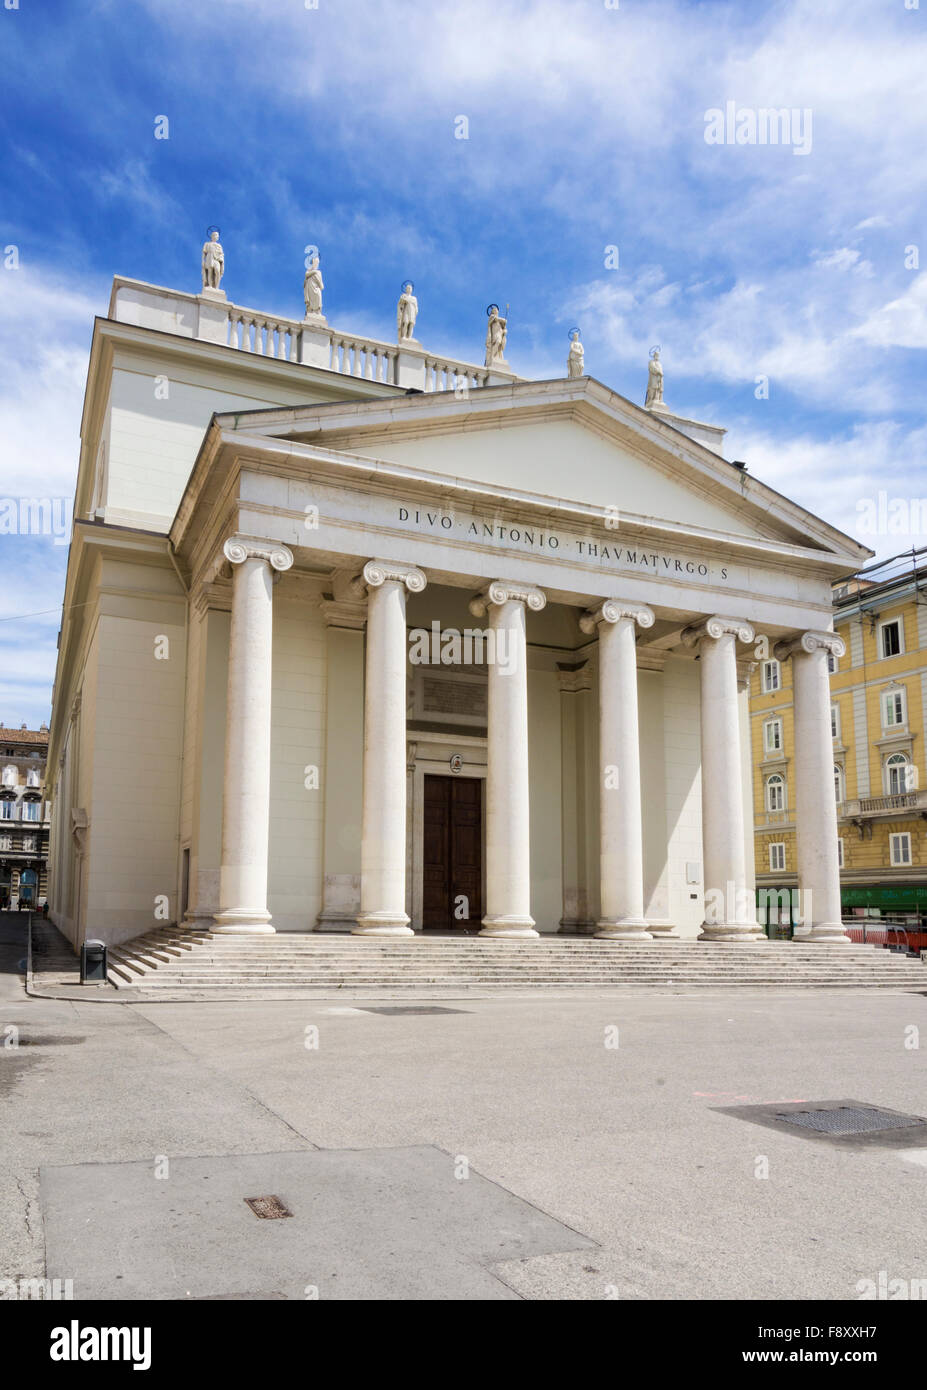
[[470, 581, 546, 937], [776, 632, 849, 943], [683, 616, 764, 942], [355, 560, 426, 934], [213, 538, 293, 934], [581, 601, 654, 939]]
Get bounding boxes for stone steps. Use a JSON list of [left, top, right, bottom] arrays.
[[105, 927, 927, 995]]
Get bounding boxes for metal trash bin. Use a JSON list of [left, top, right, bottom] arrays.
[[80, 939, 107, 984]]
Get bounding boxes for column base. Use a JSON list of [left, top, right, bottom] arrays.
[[479, 915, 539, 938], [595, 917, 653, 941], [645, 921, 680, 940], [793, 925, 852, 944], [211, 909, 274, 935], [699, 922, 767, 943], [353, 911, 413, 936]]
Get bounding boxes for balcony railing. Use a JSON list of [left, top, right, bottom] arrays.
[[844, 790, 927, 818], [111, 278, 519, 394]]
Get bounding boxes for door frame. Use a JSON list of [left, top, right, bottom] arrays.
[[408, 732, 487, 932]]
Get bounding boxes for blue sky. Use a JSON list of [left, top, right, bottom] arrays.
[[1, 0, 926, 726]]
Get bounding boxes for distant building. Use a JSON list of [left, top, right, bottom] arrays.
[[752, 554, 927, 932], [0, 722, 50, 909]]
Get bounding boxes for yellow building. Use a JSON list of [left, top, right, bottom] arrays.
[[752, 552, 927, 935]]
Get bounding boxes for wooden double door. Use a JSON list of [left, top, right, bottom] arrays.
[[423, 775, 483, 930]]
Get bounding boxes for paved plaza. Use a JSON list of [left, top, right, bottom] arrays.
[[3, 915, 926, 1300]]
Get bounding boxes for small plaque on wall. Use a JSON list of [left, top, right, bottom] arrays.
[[449, 754, 463, 774]]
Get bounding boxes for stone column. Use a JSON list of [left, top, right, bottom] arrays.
[[774, 631, 850, 943], [682, 615, 765, 942], [354, 559, 426, 935], [469, 580, 547, 937], [580, 600, 655, 940], [213, 537, 293, 934]]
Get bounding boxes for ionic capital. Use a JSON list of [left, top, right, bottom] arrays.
[[468, 579, 547, 618], [223, 536, 294, 572], [579, 599, 654, 636], [773, 630, 846, 662], [681, 614, 754, 648], [360, 559, 427, 594]]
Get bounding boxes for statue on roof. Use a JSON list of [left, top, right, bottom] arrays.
[[485, 303, 508, 367], [397, 282, 419, 341], [567, 328, 584, 379], [202, 227, 224, 293], [304, 254, 324, 319], [645, 346, 665, 410]]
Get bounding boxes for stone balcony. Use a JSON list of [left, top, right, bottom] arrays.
[[843, 790, 927, 821], [109, 277, 522, 394]]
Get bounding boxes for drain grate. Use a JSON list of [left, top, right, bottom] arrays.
[[361, 1006, 468, 1016], [777, 1106, 925, 1136], [716, 1098, 927, 1146], [244, 1195, 292, 1220]]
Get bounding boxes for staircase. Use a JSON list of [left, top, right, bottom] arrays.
[[105, 927, 927, 998]]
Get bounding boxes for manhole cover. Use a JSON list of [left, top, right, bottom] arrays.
[[776, 1106, 925, 1136], [361, 1006, 468, 1015], [244, 1195, 292, 1220]]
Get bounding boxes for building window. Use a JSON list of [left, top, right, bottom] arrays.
[[763, 718, 783, 754], [827, 650, 839, 674], [2, 766, 15, 789], [769, 842, 786, 872], [26, 769, 39, 788], [881, 687, 906, 729], [22, 836, 36, 852], [879, 617, 903, 658], [21, 802, 39, 822], [761, 660, 781, 693], [766, 774, 786, 812], [890, 832, 912, 866], [831, 703, 840, 739], [0, 802, 13, 821], [0, 834, 10, 852], [837, 838, 844, 868], [834, 765, 844, 803], [885, 752, 914, 795]]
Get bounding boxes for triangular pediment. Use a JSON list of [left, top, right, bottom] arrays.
[[220, 378, 866, 565]]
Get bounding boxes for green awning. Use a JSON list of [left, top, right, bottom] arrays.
[[841, 884, 927, 909]]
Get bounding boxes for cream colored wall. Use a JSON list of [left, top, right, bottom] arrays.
[[266, 588, 327, 931], [639, 669, 671, 923], [105, 366, 291, 530], [528, 658, 564, 932], [317, 625, 364, 929], [662, 656, 704, 936], [84, 584, 186, 945]]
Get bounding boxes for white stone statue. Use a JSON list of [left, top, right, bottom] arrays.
[[201, 229, 224, 293], [304, 255, 324, 318], [397, 282, 418, 341], [645, 347, 665, 409], [485, 304, 508, 367], [567, 330, 584, 379]]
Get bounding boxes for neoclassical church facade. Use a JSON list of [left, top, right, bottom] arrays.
[[46, 252, 869, 950]]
